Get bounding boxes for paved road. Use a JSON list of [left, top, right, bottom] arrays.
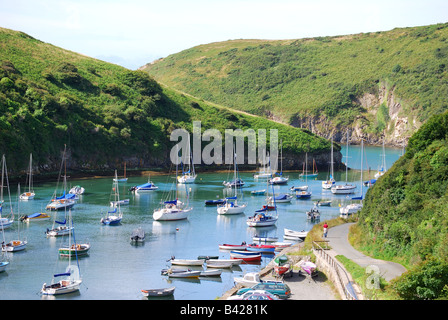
[[326, 223, 407, 282]]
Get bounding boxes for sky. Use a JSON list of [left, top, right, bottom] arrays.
[[1, 0, 448, 70]]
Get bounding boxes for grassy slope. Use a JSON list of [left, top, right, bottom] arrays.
[[143, 23, 448, 140], [0, 27, 332, 173]]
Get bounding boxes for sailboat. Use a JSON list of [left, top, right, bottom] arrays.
[[0, 223, 10, 272], [322, 138, 336, 189], [299, 157, 318, 178], [268, 139, 289, 185], [101, 170, 123, 225], [46, 146, 76, 211], [331, 131, 356, 195], [0, 155, 13, 230], [340, 139, 364, 217], [296, 152, 312, 199], [223, 150, 245, 188], [153, 149, 192, 221], [247, 177, 279, 227], [177, 138, 197, 184], [253, 150, 272, 179], [217, 145, 247, 215], [374, 139, 387, 179], [2, 184, 27, 252], [19, 154, 35, 200], [41, 210, 82, 295], [114, 162, 128, 182], [130, 174, 158, 193]]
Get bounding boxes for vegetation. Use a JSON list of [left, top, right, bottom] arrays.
[[143, 23, 448, 141], [352, 110, 448, 299], [0, 27, 331, 173]]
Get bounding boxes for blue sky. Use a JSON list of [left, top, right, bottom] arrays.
[[1, 0, 448, 69]]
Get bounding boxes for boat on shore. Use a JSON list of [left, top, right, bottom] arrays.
[[284, 228, 308, 240]]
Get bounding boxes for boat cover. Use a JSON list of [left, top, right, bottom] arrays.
[[55, 219, 66, 225]]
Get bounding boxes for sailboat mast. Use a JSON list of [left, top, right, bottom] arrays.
[[345, 131, 349, 183]]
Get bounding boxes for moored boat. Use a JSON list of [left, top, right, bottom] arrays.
[[130, 227, 145, 242], [218, 243, 247, 250], [58, 243, 90, 257], [169, 257, 204, 266], [246, 244, 276, 253], [20, 212, 51, 222], [230, 250, 262, 262], [141, 287, 175, 297]]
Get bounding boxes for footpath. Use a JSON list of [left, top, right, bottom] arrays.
[[326, 223, 407, 282]]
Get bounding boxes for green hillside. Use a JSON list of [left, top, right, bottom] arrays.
[[0, 27, 333, 174], [353, 110, 448, 299], [143, 23, 448, 145]]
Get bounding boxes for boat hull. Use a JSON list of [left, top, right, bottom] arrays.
[[141, 287, 175, 297], [217, 204, 246, 215], [230, 250, 262, 261], [2, 240, 27, 252], [41, 280, 82, 295], [153, 207, 191, 221]]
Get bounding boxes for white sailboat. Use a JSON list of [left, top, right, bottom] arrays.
[[268, 140, 288, 185], [340, 139, 365, 217], [113, 162, 128, 182], [217, 145, 246, 215], [0, 155, 14, 230], [177, 138, 197, 184], [46, 145, 76, 211], [153, 149, 192, 221], [19, 154, 35, 200], [45, 146, 74, 237], [2, 184, 27, 252], [254, 151, 272, 179], [101, 170, 123, 225], [374, 139, 387, 179], [247, 177, 278, 227], [41, 210, 82, 295], [322, 138, 335, 189], [296, 152, 312, 199], [331, 131, 356, 195]]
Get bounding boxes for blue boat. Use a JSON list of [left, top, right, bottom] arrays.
[[205, 199, 226, 206], [131, 181, 158, 193]]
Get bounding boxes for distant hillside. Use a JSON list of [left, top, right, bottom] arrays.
[[0, 27, 336, 175], [142, 23, 448, 147]]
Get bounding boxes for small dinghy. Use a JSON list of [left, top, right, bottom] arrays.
[[218, 243, 247, 250], [141, 287, 175, 297]]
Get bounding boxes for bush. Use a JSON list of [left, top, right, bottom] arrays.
[[393, 259, 448, 300]]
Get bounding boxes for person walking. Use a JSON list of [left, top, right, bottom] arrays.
[[323, 222, 328, 238]]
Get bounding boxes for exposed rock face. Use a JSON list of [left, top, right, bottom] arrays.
[[289, 84, 420, 148]]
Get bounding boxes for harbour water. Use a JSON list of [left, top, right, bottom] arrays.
[[0, 145, 401, 300]]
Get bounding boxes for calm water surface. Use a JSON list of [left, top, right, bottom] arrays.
[[0, 146, 400, 300]]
